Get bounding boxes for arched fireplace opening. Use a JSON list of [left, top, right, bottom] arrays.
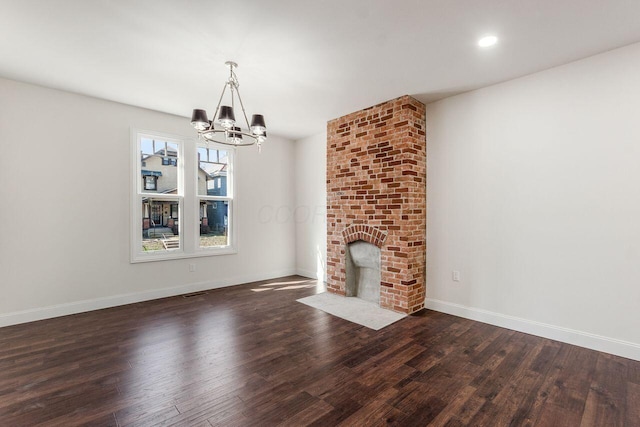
[[345, 240, 381, 305]]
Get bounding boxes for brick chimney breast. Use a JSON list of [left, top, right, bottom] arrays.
[[326, 95, 426, 314]]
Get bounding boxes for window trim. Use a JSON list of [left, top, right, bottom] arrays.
[[130, 129, 237, 263]]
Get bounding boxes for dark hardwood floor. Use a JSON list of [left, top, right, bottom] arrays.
[[0, 276, 638, 426]]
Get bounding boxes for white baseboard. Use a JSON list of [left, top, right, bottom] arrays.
[[0, 268, 297, 328], [425, 298, 640, 361], [295, 268, 320, 280]]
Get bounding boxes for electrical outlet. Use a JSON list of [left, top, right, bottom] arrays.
[[452, 270, 460, 282], [189, 263, 196, 272]]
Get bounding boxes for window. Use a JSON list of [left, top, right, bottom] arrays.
[[144, 175, 157, 190], [131, 130, 235, 262], [133, 134, 182, 259], [161, 156, 178, 166], [197, 145, 233, 248]]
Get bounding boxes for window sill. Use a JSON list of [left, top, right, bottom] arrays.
[[131, 247, 237, 263]]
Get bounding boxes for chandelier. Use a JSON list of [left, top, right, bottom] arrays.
[[190, 61, 267, 149]]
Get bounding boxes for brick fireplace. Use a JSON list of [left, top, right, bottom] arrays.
[[326, 95, 426, 314]]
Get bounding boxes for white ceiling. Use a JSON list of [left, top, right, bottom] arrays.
[[2, 0, 640, 140]]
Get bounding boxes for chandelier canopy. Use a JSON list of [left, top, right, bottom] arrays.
[[190, 61, 267, 149]]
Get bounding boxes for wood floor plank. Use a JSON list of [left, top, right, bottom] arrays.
[[0, 275, 638, 426], [442, 393, 487, 426], [114, 399, 180, 426], [532, 344, 597, 427], [275, 398, 334, 426], [420, 384, 476, 427], [505, 343, 563, 427], [303, 366, 358, 399], [306, 397, 363, 426], [403, 396, 448, 425], [625, 381, 640, 426], [339, 401, 406, 427], [475, 340, 544, 425], [119, 403, 180, 427], [580, 353, 628, 427]]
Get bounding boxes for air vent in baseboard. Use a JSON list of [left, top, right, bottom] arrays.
[[182, 291, 208, 298]]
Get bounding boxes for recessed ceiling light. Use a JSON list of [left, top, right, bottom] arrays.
[[478, 35, 498, 48]]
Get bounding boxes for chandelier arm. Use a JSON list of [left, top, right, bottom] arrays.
[[230, 83, 235, 113], [234, 85, 252, 131]]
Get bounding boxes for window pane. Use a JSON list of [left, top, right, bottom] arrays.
[[141, 198, 180, 252], [197, 147, 207, 161], [141, 139, 178, 193], [140, 138, 155, 156], [198, 147, 228, 196], [199, 199, 229, 248]]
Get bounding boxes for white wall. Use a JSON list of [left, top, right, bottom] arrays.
[[0, 77, 296, 325], [293, 131, 327, 280], [426, 42, 640, 360]]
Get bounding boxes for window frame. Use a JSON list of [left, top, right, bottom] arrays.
[[130, 129, 237, 263]]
